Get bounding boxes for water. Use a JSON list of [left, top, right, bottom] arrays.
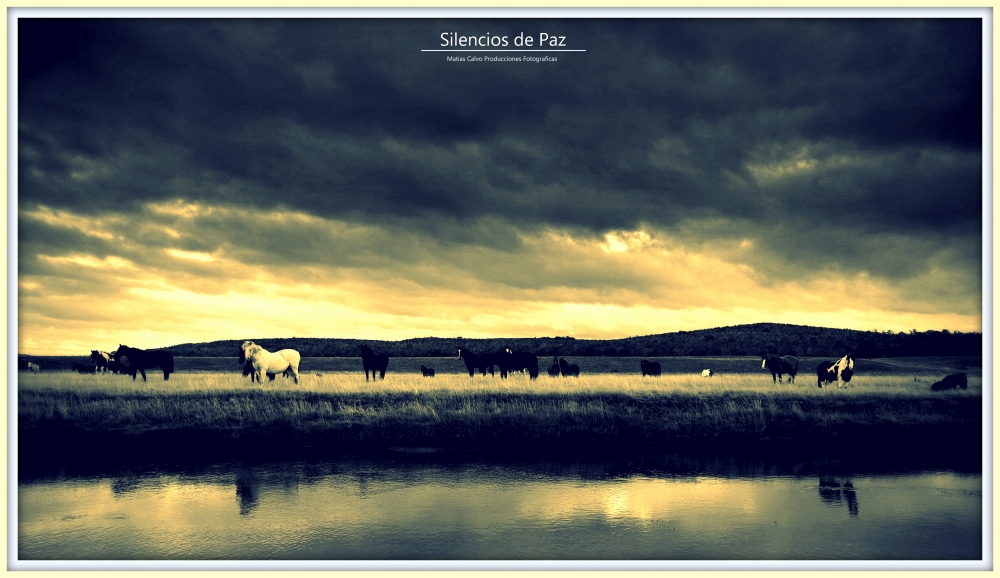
[[17, 453, 982, 562]]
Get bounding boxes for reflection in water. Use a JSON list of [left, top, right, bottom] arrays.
[[17, 457, 982, 561], [818, 476, 859, 518], [235, 470, 260, 516]]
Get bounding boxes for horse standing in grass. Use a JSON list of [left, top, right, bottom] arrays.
[[114, 345, 175, 381], [547, 357, 561, 377], [761, 354, 798, 383], [702, 369, 714, 377], [420, 365, 435, 377], [26, 362, 40, 373], [241, 341, 301, 384], [641, 359, 661, 377], [359, 344, 389, 381], [458, 348, 491, 378], [505, 348, 539, 379], [559, 358, 580, 377], [816, 353, 854, 388], [90, 350, 112, 373]]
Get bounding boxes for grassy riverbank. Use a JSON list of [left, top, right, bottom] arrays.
[[19, 371, 982, 458]]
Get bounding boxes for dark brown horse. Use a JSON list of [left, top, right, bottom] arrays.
[[114, 344, 175, 381], [359, 344, 389, 381]]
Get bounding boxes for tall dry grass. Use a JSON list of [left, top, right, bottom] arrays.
[[18, 371, 982, 446]]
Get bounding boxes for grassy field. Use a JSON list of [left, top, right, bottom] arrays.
[[18, 357, 983, 459]]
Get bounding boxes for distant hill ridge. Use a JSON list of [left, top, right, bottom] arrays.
[[163, 323, 980, 358]]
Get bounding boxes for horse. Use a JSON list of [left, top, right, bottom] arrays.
[[816, 354, 854, 388], [761, 354, 798, 383], [420, 365, 435, 377], [547, 357, 561, 377], [943, 372, 968, 389], [559, 357, 580, 377], [90, 350, 112, 373], [702, 369, 713, 377], [358, 344, 388, 381], [26, 362, 40, 373], [505, 348, 539, 379], [485, 351, 511, 378], [241, 341, 301, 384], [457, 348, 490, 378], [932, 372, 968, 391], [115, 345, 175, 381], [71, 362, 97, 374], [641, 359, 661, 376], [107, 357, 128, 375]]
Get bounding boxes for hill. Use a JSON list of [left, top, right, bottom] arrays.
[[158, 323, 981, 359]]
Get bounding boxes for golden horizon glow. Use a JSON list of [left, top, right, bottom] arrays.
[[17, 202, 982, 356]]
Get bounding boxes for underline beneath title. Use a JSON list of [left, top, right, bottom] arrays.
[[422, 50, 586, 52]]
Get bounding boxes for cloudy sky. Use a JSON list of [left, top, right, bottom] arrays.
[[17, 14, 984, 355]]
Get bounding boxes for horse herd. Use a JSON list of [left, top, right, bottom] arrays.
[[22, 346, 968, 392], [760, 353, 856, 388]]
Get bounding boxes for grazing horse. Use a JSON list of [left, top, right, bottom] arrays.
[[90, 350, 112, 373], [932, 372, 968, 391], [702, 369, 713, 377], [817, 354, 854, 388], [72, 362, 96, 374], [943, 372, 968, 390], [115, 345, 175, 381], [641, 359, 661, 377], [358, 344, 389, 381], [420, 365, 435, 377], [761, 354, 798, 383], [107, 357, 128, 375], [547, 357, 561, 377], [241, 341, 301, 384], [26, 362, 40, 373], [559, 357, 580, 377], [505, 348, 539, 379]]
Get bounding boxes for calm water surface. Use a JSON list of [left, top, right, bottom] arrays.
[[19, 454, 982, 561]]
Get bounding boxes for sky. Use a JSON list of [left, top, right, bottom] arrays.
[[16, 15, 985, 355]]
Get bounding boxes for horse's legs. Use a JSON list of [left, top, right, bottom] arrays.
[[139, 368, 147, 382], [163, 368, 170, 380]]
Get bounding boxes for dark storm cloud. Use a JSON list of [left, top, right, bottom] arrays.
[[18, 17, 982, 284]]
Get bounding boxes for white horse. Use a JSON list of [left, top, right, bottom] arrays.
[[240, 341, 301, 384], [27, 362, 40, 373], [701, 369, 713, 377]]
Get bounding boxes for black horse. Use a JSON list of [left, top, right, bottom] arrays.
[[114, 344, 175, 381], [458, 348, 492, 378], [547, 357, 561, 377], [640, 359, 661, 377], [420, 365, 435, 377], [505, 348, 539, 379], [761, 354, 798, 383], [359, 344, 389, 381], [931, 372, 968, 391], [559, 357, 580, 377], [71, 362, 96, 374]]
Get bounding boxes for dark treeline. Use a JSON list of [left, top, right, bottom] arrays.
[[158, 323, 981, 359]]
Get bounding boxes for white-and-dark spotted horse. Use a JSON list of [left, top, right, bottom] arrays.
[[240, 340, 301, 384], [762, 354, 798, 383], [91, 350, 112, 373], [26, 361, 40, 373], [817, 353, 855, 388], [702, 369, 713, 377]]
